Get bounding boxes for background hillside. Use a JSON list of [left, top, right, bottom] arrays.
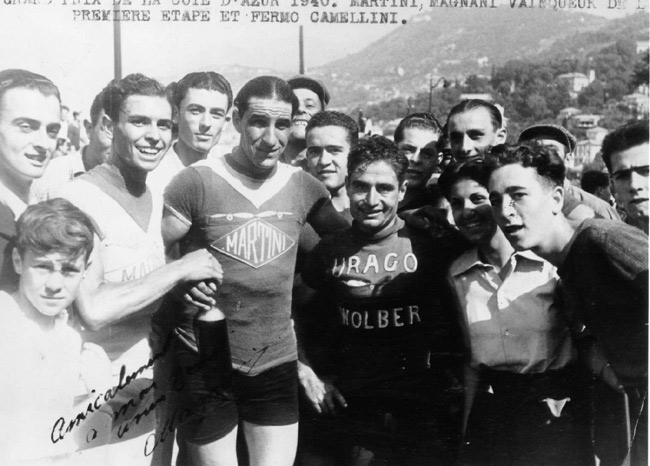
[[300, 9, 649, 110]]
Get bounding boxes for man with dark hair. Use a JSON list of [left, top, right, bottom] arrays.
[[301, 135, 460, 465], [148, 71, 233, 196], [517, 123, 621, 221], [440, 160, 593, 466], [61, 73, 223, 465], [305, 110, 358, 213], [297, 110, 357, 416], [601, 119, 649, 234], [446, 99, 506, 162], [0, 68, 62, 292], [281, 75, 330, 167], [160, 75, 347, 466], [394, 112, 443, 211], [581, 170, 613, 205], [32, 87, 113, 200], [486, 143, 648, 466]]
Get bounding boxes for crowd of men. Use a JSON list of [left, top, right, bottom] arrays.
[[0, 67, 646, 466]]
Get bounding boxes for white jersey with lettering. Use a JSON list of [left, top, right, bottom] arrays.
[[62, 177, 165, 380]]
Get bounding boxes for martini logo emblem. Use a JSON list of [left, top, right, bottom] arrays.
[[211, 217, 295, 268]]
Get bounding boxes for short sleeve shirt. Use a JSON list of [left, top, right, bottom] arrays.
[[163, 154, 331, 375]]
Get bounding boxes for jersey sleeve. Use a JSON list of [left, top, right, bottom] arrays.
[[601, 223, 648, 284], [164, 167, 205, 226], [301, 173, 350, 236], [599, 222, 648, 292]]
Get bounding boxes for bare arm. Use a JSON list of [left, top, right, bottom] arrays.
[[162, 205, 219, 309], [297, 342, 347, 415], [163, 207, 191, 253], [76, 233, 223, 331]]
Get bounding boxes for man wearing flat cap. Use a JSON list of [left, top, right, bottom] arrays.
[[282, 76, 331, 168], [518, 123, 621, 221]]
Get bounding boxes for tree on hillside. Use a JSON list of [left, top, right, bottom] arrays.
[[588, 39, 637, 97], [633, 52, 650, 88], [578, 80, 607, 111]]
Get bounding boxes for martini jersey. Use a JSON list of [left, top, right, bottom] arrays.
[[163, 154, 343, 375]]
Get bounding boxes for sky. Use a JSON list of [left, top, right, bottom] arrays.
[[0, 0, 643, 112]]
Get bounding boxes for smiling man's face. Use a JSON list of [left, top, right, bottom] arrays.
[[111, 94, 173, 172], [306, 124, 350, 194], [176, 87, 229, 156], [290, 88, 323, 141], [0, 87, 61, 185]]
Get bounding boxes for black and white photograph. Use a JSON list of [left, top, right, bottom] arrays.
[[0, 2, 647, 465]]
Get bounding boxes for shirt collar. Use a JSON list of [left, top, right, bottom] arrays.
[[450, 247, 546, 277]]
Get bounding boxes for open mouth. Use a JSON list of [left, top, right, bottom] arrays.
[[137, 146, 163, 157], [25, 152, 48, 164], [502, 224, 523, 235]]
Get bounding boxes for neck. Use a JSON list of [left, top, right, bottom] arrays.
[[13, 291, 55, 331], [82, 142, 108, 172], [330, 186, 349, 213], [478, 228, 514, 269], [108, 155, 148, 196], [227, 147, 274, 180], [533, 216, 577, 267], [174, 140, 209, 167]]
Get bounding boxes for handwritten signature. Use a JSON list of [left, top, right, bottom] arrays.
[[49, 332, 272, 455], [50, 336, 172, 444]]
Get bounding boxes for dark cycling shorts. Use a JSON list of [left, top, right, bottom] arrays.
[[174, 344, 299, 445]]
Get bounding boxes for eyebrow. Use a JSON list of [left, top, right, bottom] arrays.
[[13, 117, 42, 127], [499, 185, 528, 194]]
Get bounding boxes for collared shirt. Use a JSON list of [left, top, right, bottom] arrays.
[[449, 248, 575, 374]]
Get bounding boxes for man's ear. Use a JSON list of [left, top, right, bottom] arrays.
[[398, 180, 408, 202], [232, 108, 242, 134], [172, 106, 180, 125], [495, 126, 507, 145], [551, 185, 564, 215], [12, 249, 22, 275], [101, 114, 114, 138]]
